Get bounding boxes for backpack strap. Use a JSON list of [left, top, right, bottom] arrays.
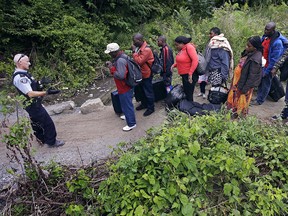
[[145, 45, 153, 69]]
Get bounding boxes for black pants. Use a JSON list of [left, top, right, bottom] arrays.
[[26, 104, 57, 145], [200, 81, 206, 94], [181, 73, 198, 101], [139, 76, 155, 111]]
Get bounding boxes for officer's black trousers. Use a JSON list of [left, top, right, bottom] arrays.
[[26, 104, 57, 145]]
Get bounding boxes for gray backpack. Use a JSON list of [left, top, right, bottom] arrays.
[[120, 56, 142, 87]]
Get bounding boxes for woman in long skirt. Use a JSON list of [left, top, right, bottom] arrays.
[[227, 36, 263, 117]]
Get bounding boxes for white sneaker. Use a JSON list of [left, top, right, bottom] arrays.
[[202, 94, 206, 99], [122, 124, 136, 131], [120, 115, 126, 120], [197, 93, 203, 97]]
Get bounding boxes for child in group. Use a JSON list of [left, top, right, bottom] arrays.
[[197, 74, 208, 99]]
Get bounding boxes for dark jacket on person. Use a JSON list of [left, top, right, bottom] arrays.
[[273, 48, 288, 70], [237, 50, 262, 94], [159, 44, 174, 77]]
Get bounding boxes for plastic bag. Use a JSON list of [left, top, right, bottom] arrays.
[[165, 84, 186, 108]]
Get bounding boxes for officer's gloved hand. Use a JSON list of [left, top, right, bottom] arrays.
[[46, 87, 61, 95], [40, 77, 52, 85]]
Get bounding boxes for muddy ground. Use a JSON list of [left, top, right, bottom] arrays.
[[0, 80, 286, 193]]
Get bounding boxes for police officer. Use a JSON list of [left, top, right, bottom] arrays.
[[12, 54, 65, 147]]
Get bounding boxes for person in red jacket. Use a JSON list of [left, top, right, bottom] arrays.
[[171, 36, 199, 101], [105, 43, 136, 131], [132, 33, 155, 116]]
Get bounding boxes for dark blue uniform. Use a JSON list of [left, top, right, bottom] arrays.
[[13, 71, 57, 145]]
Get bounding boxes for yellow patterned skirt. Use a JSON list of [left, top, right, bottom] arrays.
[[226, 65, 253, 117]]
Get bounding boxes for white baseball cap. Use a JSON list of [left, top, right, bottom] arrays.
[[104, 43, 120, 54]]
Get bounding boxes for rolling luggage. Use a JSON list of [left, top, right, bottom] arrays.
[[153, 79, 167, 102], [111, 90, 122, 114], [268, 76, 285, 102], [134, 79, 167, 102]]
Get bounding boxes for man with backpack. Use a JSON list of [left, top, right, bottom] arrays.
[[157, 35, 174, 93], [12, 54, 65, 147], [132, 33, 155, 117], [105, 43, 137, 131]]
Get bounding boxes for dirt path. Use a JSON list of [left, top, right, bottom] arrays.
[[0, 86, 285, 189]]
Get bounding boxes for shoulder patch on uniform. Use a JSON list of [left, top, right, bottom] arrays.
[[19, 74, 26, 77], [20, 78, 29, 84]]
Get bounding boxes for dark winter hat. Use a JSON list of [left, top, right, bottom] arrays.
[[175, 36, 192, 44], [249, 36, 263, 52]]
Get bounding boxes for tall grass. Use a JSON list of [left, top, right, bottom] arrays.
[[143, 3, 288, 67]]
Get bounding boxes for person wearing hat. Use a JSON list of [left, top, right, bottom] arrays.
[[12, 54, 65, 147], [226, 36, 263, 117], [105, 43, 136, 131], [131, 33, 155, 117], [171, 35, 199, 101]]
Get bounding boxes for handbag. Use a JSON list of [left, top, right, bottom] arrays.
[[195, 52, 207, 75], [186, 48, 207, 76], [208, 85, 228, 104], [268, 75, 285, 102]]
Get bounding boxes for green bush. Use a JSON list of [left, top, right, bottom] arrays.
[[96, 112, 288, 215], [143, 3, 288, 66]]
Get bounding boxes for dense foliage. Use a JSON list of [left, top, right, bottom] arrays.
[[96, 111, 288, 215], [2, 111, 288, 215], [0, 1, 287, 90]]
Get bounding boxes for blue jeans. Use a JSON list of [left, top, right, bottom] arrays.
[[256, 73, 273, 104], [119, 89, 136, 127], [140, 76, 155, 111]]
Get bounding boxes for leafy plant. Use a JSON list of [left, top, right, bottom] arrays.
[[96, 112, 288, 215]]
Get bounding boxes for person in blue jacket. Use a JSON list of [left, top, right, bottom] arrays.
[[252, 22, 288, 105]]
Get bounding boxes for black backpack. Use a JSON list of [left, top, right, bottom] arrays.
[[120, 56, 142, 87], [146, 47, 163, 75]]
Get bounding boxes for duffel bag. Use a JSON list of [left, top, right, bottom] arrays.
[[208, 86, 228, 104]]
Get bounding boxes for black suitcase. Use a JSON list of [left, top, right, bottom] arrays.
[[268, 76, 285, 102], [153, 79, 167, 102], [111, 90, 122, 114], [134, 80, 167, 102]]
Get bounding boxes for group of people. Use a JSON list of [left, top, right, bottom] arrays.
[[12, 21, 288, 146], [105, 33, 175, 131], [106, 22, 288, 131]]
